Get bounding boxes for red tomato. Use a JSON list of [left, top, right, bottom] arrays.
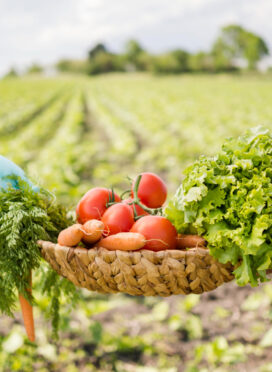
[[102, 203, 134, 235], [131, 172, 167, 208], [130, 215, 177, 251], [122, 198, 149, 218], [76, 188, 121, 223]]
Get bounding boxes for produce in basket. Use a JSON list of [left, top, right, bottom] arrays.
[[51, 128, 272, 293], [76, 187, 121, 223], [97, 232, 146, 251], [130, 215, 177, 251], [57, 173, 179, 251], [131, 172, 167, 208], [58, 224, 84, 246], [44, 171, 233, 299], [102, 203, 135, 235], [81, 219, 104, 245], [176, 234, 207, 249]]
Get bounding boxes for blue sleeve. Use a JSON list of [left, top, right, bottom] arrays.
[[0, 155, 38, 191]]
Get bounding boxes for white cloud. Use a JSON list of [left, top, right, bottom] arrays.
[[0, 0, 271, 75]]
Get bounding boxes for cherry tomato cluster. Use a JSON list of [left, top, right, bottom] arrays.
[[76, 172, 178, 251]]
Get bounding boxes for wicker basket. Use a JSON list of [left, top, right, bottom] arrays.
[[38, 240, 234, 296]]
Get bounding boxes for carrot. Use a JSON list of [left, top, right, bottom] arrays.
[[58, 224, 84, 247], [19, 271, 35, 342], [176, 234, 207, 249], [97, 232, 146, 251], [82, 219, 104, 246]]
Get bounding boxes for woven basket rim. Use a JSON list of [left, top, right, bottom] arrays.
[[37, 240, 211, 257], [38, 240, 234, 296]]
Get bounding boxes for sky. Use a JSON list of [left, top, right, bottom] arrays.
[[1, 0, 272, 75]]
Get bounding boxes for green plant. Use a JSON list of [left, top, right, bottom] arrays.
[[166, 127, 272, 286], [0, 178, 76, 336]]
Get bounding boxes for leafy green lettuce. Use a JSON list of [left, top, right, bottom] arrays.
[[165, 127, 272, 286]]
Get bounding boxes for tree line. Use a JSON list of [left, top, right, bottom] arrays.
[[4, 24, 270, 78], [56, 25, 269, 75]]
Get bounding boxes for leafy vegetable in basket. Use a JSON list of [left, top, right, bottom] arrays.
[[165, 127, 272, 286], [0, 161, 76, 339]]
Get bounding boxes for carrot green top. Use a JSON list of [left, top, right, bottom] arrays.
[[0, 176, 74, 337]]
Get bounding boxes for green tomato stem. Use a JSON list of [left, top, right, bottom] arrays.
[[120, 189, 131, 200]]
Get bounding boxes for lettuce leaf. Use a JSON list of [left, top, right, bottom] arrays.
[[165, 127, 272, 286]]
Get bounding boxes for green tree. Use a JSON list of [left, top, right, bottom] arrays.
[[3, 67, 18, 79], [87, 52, 124, 75], [124, 39, 144, 61], [123, 39, 148, 71], [212, 25, 269, 69], [211, 38, 237, 72], [151, 53, 180, 74], [171, 49, 190, 72], [27, 63, 43, 74], [56, 59, 89, 74], [88, 43, 108, 59], [87, 43, 124, 75], [151, 50, 189, 74], [244, 34, 269, 69], [136, 51, 153, 71], [188, 52, 214, 72]]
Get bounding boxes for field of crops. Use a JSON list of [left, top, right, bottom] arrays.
[[2, 74, 272, 203], [1, 73, 272, 372]]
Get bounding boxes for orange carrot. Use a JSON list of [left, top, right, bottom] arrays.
[[82, 219, 104, 246], [176, 234, 207, 249], [58, 224, 84, 246], [97, 232, 146, 251], [19, 272, 35, 342]]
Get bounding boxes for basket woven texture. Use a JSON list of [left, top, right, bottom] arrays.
[[38, 240, 234, 296]]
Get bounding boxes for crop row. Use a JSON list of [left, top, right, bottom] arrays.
[[1, 91, 72, 166], [0, 79, 72, 136]]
